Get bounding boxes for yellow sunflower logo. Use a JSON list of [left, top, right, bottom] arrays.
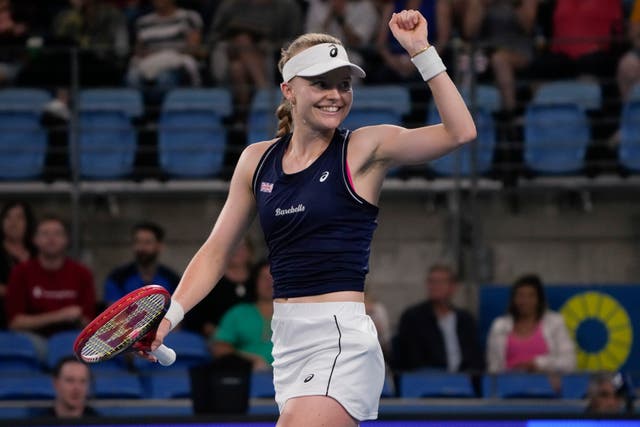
[[560, 291, 633, 370]]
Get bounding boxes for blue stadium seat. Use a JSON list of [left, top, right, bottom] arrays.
[[429, 109, 496, 176], [427, 84, 499, 176], [523, 80, 601, 175], [141, 370, 191, 399], [619, 94, 640, 173], [248, 88, 281, 144], [93, 373, 144, 399], [0, 331, 42, 372], [134, 330, 211, 372], [46, 330, 80, 370], [341, 85, 410, 129], [561, 373, 591, 399], [0, 407, 31, 419], [158, 88, 232, 178], [381, 375, 396, 398], [0, 88, 50, 179], [461, 84, 502, 113], [76, 88, 143, 179], [97, 405, 193, 417], [0, 373, 55, 399], [399, 370, 475, 398], [524, 104, 591, 174], [483, 373, 558, 399], [47, 330, 128, 372], [250, 370, 275, 398], [533, 81, 602, 111]]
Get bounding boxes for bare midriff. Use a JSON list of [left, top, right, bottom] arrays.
[[274, 290, 364, 303]]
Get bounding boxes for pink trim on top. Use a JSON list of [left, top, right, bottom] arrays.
[[345, 157, 355, 188]]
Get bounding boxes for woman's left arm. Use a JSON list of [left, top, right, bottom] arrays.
[[369, 10, 476, 167]]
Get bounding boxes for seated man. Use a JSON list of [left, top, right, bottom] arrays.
[[391, 263, 484, 374], [40, 356, 98, 418], [6, 215, 96, 356], [586, 372, 634, 415], [103, 221, 181, 306]]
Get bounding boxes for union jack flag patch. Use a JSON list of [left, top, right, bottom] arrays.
[[260, 182, 274, 193]]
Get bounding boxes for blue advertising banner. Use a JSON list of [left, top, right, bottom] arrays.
[[479, 285, 639, 372]]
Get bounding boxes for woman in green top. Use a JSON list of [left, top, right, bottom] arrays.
[[211, 260, 274, 370]]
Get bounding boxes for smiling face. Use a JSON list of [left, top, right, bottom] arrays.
[[281, 67, 353, 132]]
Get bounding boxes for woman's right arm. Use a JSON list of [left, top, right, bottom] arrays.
[[151, 143, 268, 351]]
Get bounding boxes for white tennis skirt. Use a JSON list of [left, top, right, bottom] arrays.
[[271, 301, 385, 421]]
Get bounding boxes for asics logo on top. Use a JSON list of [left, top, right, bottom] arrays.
[[329, 44, 338, 57], [320, 171, 330, 182], [304, 374, 314, 383]]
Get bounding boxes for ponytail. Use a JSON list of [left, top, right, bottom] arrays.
[[276, 99, 292, 137]]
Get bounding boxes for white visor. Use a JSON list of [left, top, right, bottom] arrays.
[[282, 43, 366, 82]]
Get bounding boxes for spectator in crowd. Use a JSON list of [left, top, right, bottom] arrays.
[[304, 0, 380, 72], [16, 0, 130, 119], [52, 0, 129, 75], [585, 372, 635, 415], [0, 0, 29, 86], [211, 259, 274, 371], [461, 0, 538, 184], [617, 0, 640, 105], [183, 236, 254, 337], [391, 263, 484, 374], [5, 214, 96, 357], [528, 0, 624, 82], [486, 273, 576, 373], [40, 356, 98, 418], [0, 200, 37, 329], [102, 221, 181, 307], [462, 0, 538, 115], [207, 0, 303, 127], [126, 0, 203, 95]]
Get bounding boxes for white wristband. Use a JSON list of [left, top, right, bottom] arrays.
[[164, 299, 184, 331], [411, 46, 447, 82]]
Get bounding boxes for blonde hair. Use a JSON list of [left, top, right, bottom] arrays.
[[275, 33, 344, 138]]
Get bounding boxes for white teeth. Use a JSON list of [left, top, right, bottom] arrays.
[[319, 106, 339, 112]]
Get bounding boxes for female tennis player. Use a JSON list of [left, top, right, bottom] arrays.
[[149, 9, 476, 426]]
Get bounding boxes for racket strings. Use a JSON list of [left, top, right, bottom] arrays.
[[80, 293, 166, 361]]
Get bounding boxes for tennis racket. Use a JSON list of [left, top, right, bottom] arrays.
[[74, 284, 176, 366]]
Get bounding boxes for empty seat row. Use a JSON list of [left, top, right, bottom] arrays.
[[0, 369, 264, 401], [0, 330, 211, 374], [0, 368, 599, 401], [0, 87, 231, 180], [397, 370, 594, 399], [2, 82, 640, 181]]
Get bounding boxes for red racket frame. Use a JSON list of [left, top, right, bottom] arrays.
[[74, 284, 170, 363]]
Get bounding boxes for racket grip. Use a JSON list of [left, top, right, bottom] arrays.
[[151, 344, 176, 366]]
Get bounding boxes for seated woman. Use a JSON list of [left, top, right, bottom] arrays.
[[486, 274, 576, 373], [210, 259, 273, 371]]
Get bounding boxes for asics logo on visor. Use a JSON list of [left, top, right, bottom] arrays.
[[281, 43, 366, 82]]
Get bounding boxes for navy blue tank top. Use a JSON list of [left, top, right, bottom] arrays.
[[252, 128, 379, 298]]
